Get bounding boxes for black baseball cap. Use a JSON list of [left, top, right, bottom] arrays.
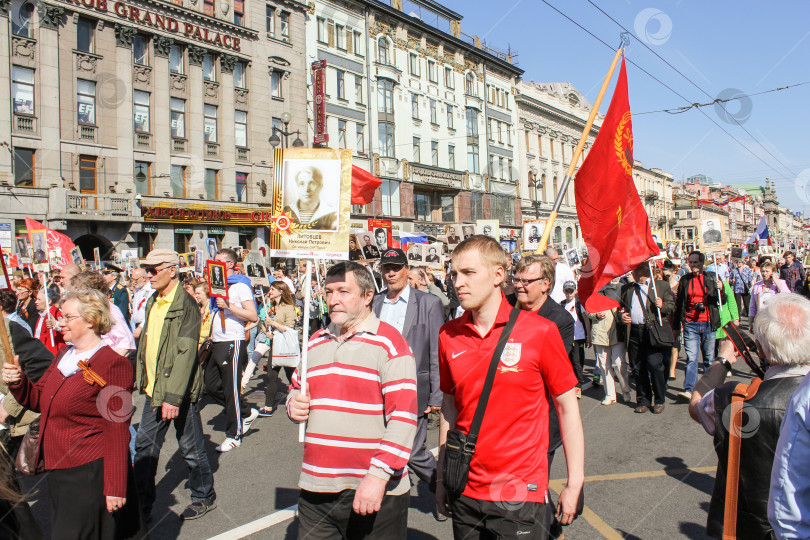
[[380, 248, 407, 266]]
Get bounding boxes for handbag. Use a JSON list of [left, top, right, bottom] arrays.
[[272, 328, 300, 368], [15, 418, 44, 476], [633, 285, 674, 348], [442, 308, 520, 496], [197, 311, 215, 366]]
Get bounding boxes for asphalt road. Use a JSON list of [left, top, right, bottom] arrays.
[[19, 335, 758, 539]]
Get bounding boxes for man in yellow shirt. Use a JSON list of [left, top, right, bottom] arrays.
[[133, 249, 216, 523]]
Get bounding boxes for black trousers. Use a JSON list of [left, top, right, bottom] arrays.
[[297, 490, 408, 539], [450, 494, 553, 539], [47, 458, 147, 540], [205, 340, 250, 439], [265, 365, 295, 408], [570, 339, 587, 386], [735, 292, 751, 318], [628, 324, 668, 406]]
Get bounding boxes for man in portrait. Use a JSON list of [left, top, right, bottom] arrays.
[[284, 165, 338, 231], [446, 226, 461, 245], [408, 245, 423, 262], [374, 228, 389, 252], [462, 225, 475, 239], [702, 220, 722, 244], [362, 234, 380, 259]]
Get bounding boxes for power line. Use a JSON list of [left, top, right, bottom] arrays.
[[585, 0, 798, 180], [634, 82, 810, 116]]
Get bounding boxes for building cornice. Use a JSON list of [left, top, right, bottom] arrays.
[[515, 93, 599, 137]]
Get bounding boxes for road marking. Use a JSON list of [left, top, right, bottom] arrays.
[[207, 505, 298, 540]]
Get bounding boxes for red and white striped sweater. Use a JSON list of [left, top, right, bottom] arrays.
[[288, 313, 418, 495]]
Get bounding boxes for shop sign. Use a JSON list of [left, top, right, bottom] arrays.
[[411, 165, 463, 189], [142, 224, 157, 233], [174, 226, 192, 234], [208, 227, 225, 235], [312, 61, 328, 145]]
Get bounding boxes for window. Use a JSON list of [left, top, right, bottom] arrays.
[[487, 118, 494, 142], [441, 195, 454, 221], [411, 93, 419, 119], [381, 179, 400, 217], [465, 72, 475, 95], [446, 104, 454, 130], [428, 60, 437, 83], [316, 17, 326, 42], [465, 109, 478, 137], [203, 0, 214, 16], [431, 140, 438, 166], [169, 45, 183, 74], [11, 0, 34, 37], [429, 99, 437, 124], [77, 18, 94, 53], [467, 144, 479, 173], [134, 161, 150, 195], [76, 79, 95, 125], [471, 192, 483, 221], [356, 124, 365, 152], [499, 157, 505, 180], [338, 119, 347, 148], [13, 148, 34, 187], [279, 11, 289, 41], [133, 35, 148, 65], [204, 169, 218, 200], [11, 66, 34, 116], [272, 117, 282, 137], [203, 54, 215, 81], [377, 37, 389, 64], [336, 24, 346, 49], [378, 122, 394, 157], [409, 53, 420, 76], [236, 172, 248, 202], [355, 75, 363, 103], [171, 165, 186, 197], [270, 70, 282, 98], [235, 110, 247, 147], [170, 98, 185, 138], [204, 104, 217, 143], [507, 159, 513, 182], [537, 135, 543, 156], [233, 62, 246, 88], [133, 90, 150, 132], [353, 31, 363, 55], [233, 0, 244, 25], [448, 144, 455, 169], [412, 137, 420, 163], [267, 5, 276, 35], [414, 193, 430, 221], [378, 80, 393, 114], [79, 156, 97, 193], [336, 70, 345, 99]]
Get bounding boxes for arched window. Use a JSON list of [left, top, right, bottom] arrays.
[[465, 72, 475, 95], [540, 173, 546, 202], [377, 37, 390, 64], [566, 227, 573, 244], [552, 176, 558, 202], [554, 226, 562, 245]]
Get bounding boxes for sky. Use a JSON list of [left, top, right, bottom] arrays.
[[441, 0, 810, 214]]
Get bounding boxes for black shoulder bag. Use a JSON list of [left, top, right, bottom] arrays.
[[443, 307, 521, 496], [633, 285, 674, 348]]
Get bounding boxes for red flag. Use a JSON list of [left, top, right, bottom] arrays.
[[24, 217, 76, 270], [351, 165, 382, 205], [574, 57, 658, 313]]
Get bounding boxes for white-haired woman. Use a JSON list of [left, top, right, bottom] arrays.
[[2, 289, 146, 539]]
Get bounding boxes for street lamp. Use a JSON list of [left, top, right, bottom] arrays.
[[269, 111, 304, 149], [527, 174, 541, 219]]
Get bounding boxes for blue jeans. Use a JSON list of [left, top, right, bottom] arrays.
[[133, 396, 215, 517], [683, 321, 716, 392]]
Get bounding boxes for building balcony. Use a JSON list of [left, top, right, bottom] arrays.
[[236, 147, 249, 162], [135, 132, 152, 149], [206, 142, 219, 158], [48, 188, 135, 222], [172, 138, 187, 154], [78, 125, 96, 141], [643, 190, 659, 202], [14, 114, 35, 133]]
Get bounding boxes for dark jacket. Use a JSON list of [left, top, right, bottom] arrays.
[[673, 272, 727, 332], [136, 285, 203, 407], [620, 278, 676, 344], [109, 283, 131, 325], [779, 261, 806, 292], [707, 375, 803, 539], [373, 287, 443, 412]]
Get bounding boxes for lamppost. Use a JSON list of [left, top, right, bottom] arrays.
[[268, 111, 304, 149], [527, 173, 541, 219]]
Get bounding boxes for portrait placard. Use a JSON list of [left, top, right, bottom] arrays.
[[207, 260, 228, 299], [15, 237, 31, 264], [523, 220, 545, 252], [665, 240, 681, 260], [699, 217, 726, 253], [194, 249, 206, 275], [270, 148, 351, 260], [243, 251, 269, 287], [651, 230, 664, 250], [730, 246, 744, 262], [564, 248, 582, 270], [445, 224, 464, 250], [356, 230, 381, 260], [0, 255, 9, 291], [406, 243, 424, 265], [93, 247, 101, 270], [424, 243, 444, 270], [476, 220, 500, 240], [368, 219, 392, 253]]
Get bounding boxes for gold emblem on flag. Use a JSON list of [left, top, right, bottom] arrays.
[[614, 111, 633, 176], [616, 206, 622, 229], [499, 342, 522, 373]]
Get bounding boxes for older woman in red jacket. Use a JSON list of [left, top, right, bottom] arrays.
[[2, 289, 146, 540], [33, 289, 65, 356]]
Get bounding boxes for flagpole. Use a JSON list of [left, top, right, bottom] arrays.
[[536, 35, 629, 254]]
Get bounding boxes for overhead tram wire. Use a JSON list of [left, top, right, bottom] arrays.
[[634, 82, 810, 116], [586, 0, 798, 181], [538, 0, 794, 186]]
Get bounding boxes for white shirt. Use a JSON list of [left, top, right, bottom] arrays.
[[213, 281, 254, 342], [131, 283, 153, 329], [379, 285, 410, 334], [550, 262, 576, 303], [57, 342, 105, 378], [630, 280, 651, 325], [564, 299, 585, 340]]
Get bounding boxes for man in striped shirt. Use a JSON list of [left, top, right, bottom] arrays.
[[288, 261, 418, 539]]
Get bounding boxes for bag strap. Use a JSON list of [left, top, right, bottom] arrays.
[[632, 285, 651, 324], [722, 377, 763, 540], [466, 308, 521, 448]]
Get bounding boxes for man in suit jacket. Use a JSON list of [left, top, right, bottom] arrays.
[[620, 262, 676, 414], [373, 249, 443, 493]]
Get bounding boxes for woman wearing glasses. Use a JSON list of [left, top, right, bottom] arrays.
[[2, 289, 146, 540], [15, 277, 39, 332]]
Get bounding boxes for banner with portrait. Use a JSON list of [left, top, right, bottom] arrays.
[[353, 230, 381, 260], [243, 251, 269, 287], [406, 243, 425, 265], [269, 148, 351, 260], [368, 219, 393, 252], [665, 240, 681, 260], [522, 220, 546, 252], [476, 220, 499, 240], [699, 217, 727, 253]]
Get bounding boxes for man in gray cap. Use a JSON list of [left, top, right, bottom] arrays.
[[133, 249, 216, 522]]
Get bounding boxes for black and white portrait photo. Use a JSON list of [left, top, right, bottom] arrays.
[[564, 248, 581, 270], [282, 160, 340, 231], [407, 244, 424, 263], [374, 228, 389, 252], [425, 246, 441, 264], [361, 232, 380, 259], [701, 218, 723, 245], [211, 265, 225, 289], [666, 241, 681, 259], [349, 234, 363, 260], [30, 231, 47, 264], [523, 221, 545, 251], [462, 225, 475, 240], [207, 238, 218, 261], [445, 225, 462, 247], [70, 247, 83, 266]]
